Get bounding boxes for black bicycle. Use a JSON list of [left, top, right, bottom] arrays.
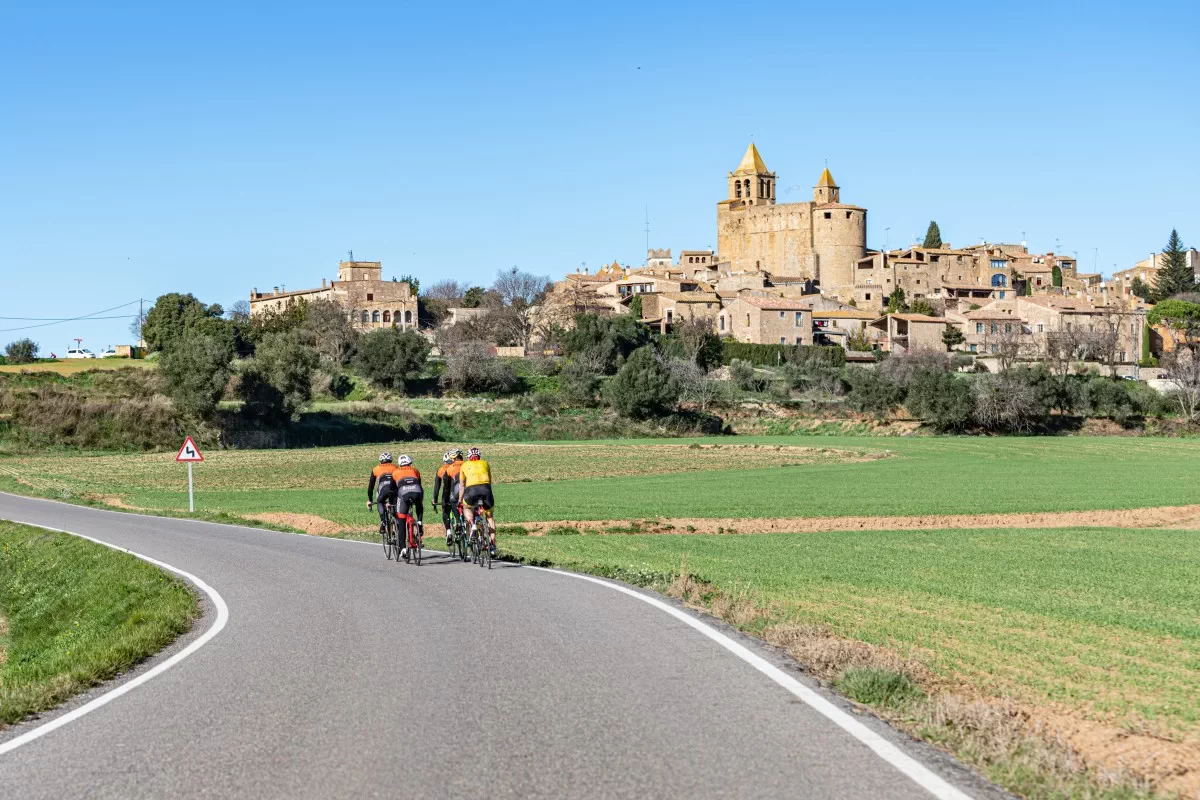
[[451, 503, 470, 562], [468, 502, 492, 570], [375, 501, 398, 561]]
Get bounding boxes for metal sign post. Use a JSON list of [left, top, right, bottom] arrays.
[[175, 436, 205, 512]]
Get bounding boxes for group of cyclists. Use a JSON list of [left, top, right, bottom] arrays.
[[366, 447, 496, 560]]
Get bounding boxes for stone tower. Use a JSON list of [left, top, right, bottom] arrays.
[[814, 167, 839, 204], [727, 143, 776, 206]]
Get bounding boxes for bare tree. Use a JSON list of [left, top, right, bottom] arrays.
[[1076, 311, 1127, 377], [228, 300, 251, 321], [667, 358, 722, 412], [488, 268, 551, 348], [983, 320, 1030, 372], [425, 280, 465, 302], [303, 298, 359, 366]]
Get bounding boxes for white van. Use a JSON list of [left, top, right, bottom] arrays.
[[65, 348, 96, 359]]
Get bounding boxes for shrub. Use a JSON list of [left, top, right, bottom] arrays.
[[844, 367, 905, 419], [441, 342, 524, 395], [354, 328, 431, 391], [253, 330, 320, 416], [158, 330, 235, 418], [728, 359, 769, 392], [302, 298, 358, 366], [906, 371, 974, 431], [562, 313, 650, 374], [878, 350, 952, 388], [4, 338, 38, 364], [559, 354, 605, 407], [235, 367, 287, 422], [606, 346, 679, 419], [836, 667, 923, 708], [972, 370, 1052, 433], [722, 341, 845, 368]]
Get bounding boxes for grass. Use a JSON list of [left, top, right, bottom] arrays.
[[6, 436, 1199, 529], [836, 666, 924, 708], [0, 359, 154, 374], [0, 521, 197, 726]]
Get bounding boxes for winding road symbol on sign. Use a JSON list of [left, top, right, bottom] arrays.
[[175, 436, 204, 463]]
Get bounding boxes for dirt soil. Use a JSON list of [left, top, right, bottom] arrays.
[[243, 513, 352, 536], [1034, 705, 1200, 797], [524, 504, 1200, 536]]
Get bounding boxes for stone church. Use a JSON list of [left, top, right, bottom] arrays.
[[716, 144, 866, 297]]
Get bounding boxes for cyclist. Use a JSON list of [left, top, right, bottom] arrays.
[[366, 452, 397, 535], [391, 455, 424, 559], [432, 448, 465, 547], [458, 446, 496, 558]]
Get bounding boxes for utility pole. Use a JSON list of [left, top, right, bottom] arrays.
[[644, 206, 650, 255]]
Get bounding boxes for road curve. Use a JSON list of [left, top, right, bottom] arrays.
[[0, 494, 996, 799]]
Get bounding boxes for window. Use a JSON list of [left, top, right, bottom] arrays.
[[366, 293, 374, 301], [991, 273, 1007, 287], [866, 279, 873, 285], [779, 311, 785, 319], [706, 303, 712, 310], [666, 310, 673, 323], [1120, 350, 1127, 362], [1004, 323, 1012, 334], [865, 293, 872, 301], [916, 279, 921, 285], [846, 211, 852, 219], [796, 337, 803, 344], [795, 312, 803, 326], [990, 344, 998, 354], [404, 310, 412, 324], [1036, 322, 1044, 333], [371, 311, 380, 323], [735, 182, 742, 198], [719, 316, 726, 331], [361, 311, 369, 323], [745, 314, 750, 327], [382, 311, 391, 323], [824, 212, 832, 219], [969, 344, 977, 353], [990, 259, 1007, 270], [976, 323, 984, 334], [991, 323, 999, 334], [362, 273, 368, 280]]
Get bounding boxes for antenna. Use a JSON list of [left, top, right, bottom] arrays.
[[347, 249, 354, 262], [644, 206, 650, 254]]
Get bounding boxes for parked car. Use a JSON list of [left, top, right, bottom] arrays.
[[98, 348, 119, 358], [65, 348, 96, 359]]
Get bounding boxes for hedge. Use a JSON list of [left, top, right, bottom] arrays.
[[721, 341, 846, 368]]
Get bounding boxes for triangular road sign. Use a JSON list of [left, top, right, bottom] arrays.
[[175, 436, 205, 463]]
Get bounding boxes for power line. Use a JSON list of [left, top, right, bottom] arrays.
[[0, 300, 141, 333], [0, 314, 137, 321]]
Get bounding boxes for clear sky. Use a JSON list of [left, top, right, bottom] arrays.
[[2, 0, 1197, 351]]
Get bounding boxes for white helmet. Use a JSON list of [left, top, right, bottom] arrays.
[[396, 454, 413, 467], [379, 452, 393, 464]]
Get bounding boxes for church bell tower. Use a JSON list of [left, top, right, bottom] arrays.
[[728, 143, 776, 206]]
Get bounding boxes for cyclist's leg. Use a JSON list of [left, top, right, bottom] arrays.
[[413, 495, 424, 537], [395, 495, 411, 553]]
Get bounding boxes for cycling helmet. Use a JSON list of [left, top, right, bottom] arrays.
[[449, 448, 464, 460], [442, 451, 454, 464], [396, 454, 413, 467], [379, 452, 393, 464], [467, 447, 482, 461]]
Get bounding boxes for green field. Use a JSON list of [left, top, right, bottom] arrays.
[[0, 359, 153, 375], [5, 436, 1198, 529], [0, 521, 197, 726]]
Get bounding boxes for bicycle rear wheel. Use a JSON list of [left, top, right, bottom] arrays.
[[414, 524, 423, 566], [382, 512, 394, 560]]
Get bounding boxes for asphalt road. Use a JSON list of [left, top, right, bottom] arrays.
[[0, 494, 998, 799]]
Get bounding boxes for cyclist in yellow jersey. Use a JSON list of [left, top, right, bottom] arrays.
[[458, 447, 496, 557]]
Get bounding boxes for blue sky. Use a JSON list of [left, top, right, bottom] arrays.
[[2, 0, 1197, 351]]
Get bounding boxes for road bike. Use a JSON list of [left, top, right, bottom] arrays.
[[450, 503, 470, 562], [468, 502, 492, 570], [400, 510, 423, 566], [375, 501, 398, 561]]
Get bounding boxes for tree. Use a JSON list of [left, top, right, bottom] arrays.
[[606, 346, 679, 419], [1052, 263, 1063, 288], [396, 274, 420, 296], [440, 341, 522, 394], [252, 330, 319, 416], [922, 221, 943, 249], [846, 327, 873, 351], [424, 280, 463, 302], [844, 367, 905, 419], [562, 313, 650, 374], [488, 268, 551, 349], [1147, 299, 1200, 421], [942, 326, 965, 350], [906, 370, 973, 431], [461, 286, 487, 308], [667, 358, 722, 412], [159, 330, 235, 418], [1131, 276, 1154, 302], [354, 328, 431, 391], [228, 300, 251, 321], [4, 338, 38, 364], [303, 298, 358, 366], [673, 317, 722, 371], [558, 351, 605, 406], [417, 297, 450, 330], [1153, 229, 1194, 301], [142, 293, 226, 353], [910, 298, 935, 316], [983, 319, 1028, 372], [972, 370, 1051, 433], [628, 295, 643, 319], [886, 287, 907, 314]]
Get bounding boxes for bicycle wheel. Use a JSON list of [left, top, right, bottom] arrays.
[[414, 524, 423, 566], [382, 512, 394, 560], [458, 525, 469, 562]]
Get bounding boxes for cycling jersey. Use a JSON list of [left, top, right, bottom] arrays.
[[433, 460, 464, 504], [390, 465, 422, 494], [459, 459, 492, 488], [368, 463, 397, 502]]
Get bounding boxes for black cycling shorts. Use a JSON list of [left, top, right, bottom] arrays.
[[395, 483, 423, 518], [463, 485, 494, 511]]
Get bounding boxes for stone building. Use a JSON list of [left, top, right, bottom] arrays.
[[250, 260, 418, 331], [716, 296, 814, 345], [716, 144, 866, 298], [869, 313, 950, 354]]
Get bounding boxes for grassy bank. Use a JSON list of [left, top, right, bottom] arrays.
[[7, 436, 1199, 529], [0, 521, 197, 726], [504, 526, 1200, 798]]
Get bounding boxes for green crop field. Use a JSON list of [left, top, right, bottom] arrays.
[[4, 436, 1199, 530], [504, 526, 1200, 735], [0, 359, 153, 375]]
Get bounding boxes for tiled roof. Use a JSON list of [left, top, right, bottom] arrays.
[[889, 313, 946, 323], [735, 296, 813, 311], [734, 143, 770, 175], [812, 310, 877, 319], [817, 167, 837, 187]]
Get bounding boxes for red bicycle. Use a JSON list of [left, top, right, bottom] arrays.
[[399, 512, 423, 566]]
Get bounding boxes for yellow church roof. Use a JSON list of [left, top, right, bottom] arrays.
[[734, 143, 769, 175], [817, 167, 838, 187]]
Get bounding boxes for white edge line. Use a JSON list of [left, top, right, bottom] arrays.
[[0, 522, 230, 756], [524, 566, 975, 800]]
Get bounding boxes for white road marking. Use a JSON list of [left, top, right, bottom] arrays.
[[526, 566, 975, 800], [0, 523, 230, 756]]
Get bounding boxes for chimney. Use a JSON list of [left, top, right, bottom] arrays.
[[273, 286, 279, 294], [321, 278, 327, 288]]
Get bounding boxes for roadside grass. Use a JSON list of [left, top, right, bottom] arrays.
[[502, 526, 1200, 798], [0, 521, 198, 726], [0, 360, 154, 375], [9, 436, 1199, 528]]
